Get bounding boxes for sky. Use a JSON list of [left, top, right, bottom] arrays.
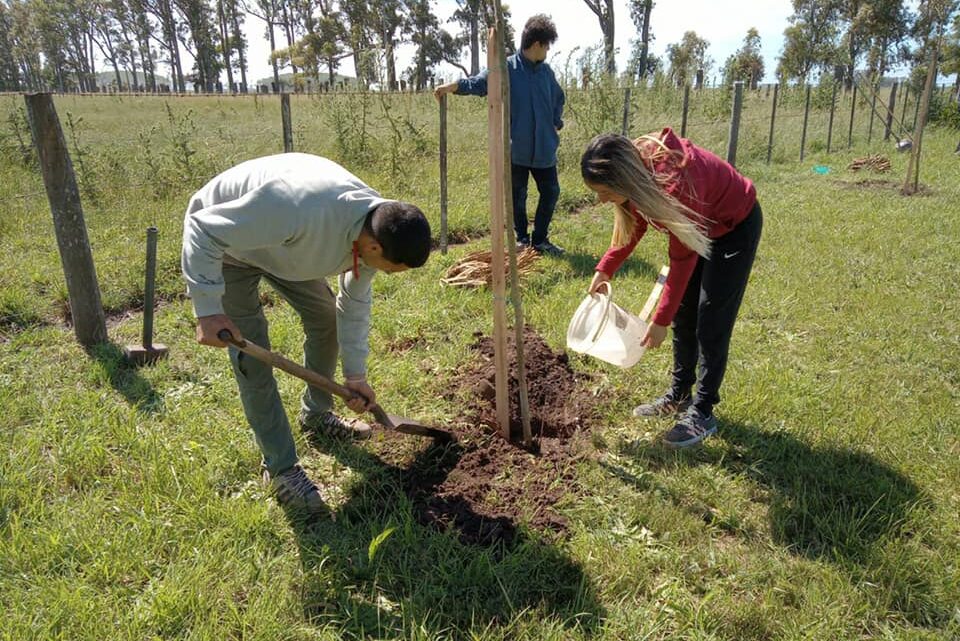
[[240, 0, 798, 87]]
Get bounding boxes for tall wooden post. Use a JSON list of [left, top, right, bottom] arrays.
[[24, 93, 107, 348], [847, 83, 857, 148], [766, 83, 779, 164], [826, 81, 837, 153], [884, 81, 898, 141], [800, 84, 811, 161], [903, 35, 940, 195], [281, 93, 293, 152], [621, 86, 632, 136], [726, 81, 744, 167], [493, 2, 532, 446], [486, 25, 510, 438], [680, 84, 691, 138], [439, 94, 448, 254]]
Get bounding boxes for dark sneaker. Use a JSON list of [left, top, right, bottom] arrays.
[[516, 236, 531, 250], [264, 464, 327, 512], [662, 408, 718, 449], [300, 410, 372, 440], [632, 394, 692, 418], [533, 240, 565, 256]]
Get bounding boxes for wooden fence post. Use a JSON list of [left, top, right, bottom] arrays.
[[680, 84, 691, 138], [827, 81, 837, 152], [24, 92, 107, 348], [726, 81, 744, 167], [486, 24, 510, 439], [847, 83, 857, 148], [899, 85, 910, 135], [439, 94, 448, 254], [884, 81, 898, 141], [868, 84, 877, 143], [800, 84, 811, 161], [621, 86, 632, 136], [281, 93, 293, 152], [766, 82, 779, 164]]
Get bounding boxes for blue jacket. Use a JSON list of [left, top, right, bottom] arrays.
[[456, 52, 565, 169]]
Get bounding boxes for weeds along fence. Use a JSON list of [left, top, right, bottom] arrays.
[[0, 81, 951, 338]]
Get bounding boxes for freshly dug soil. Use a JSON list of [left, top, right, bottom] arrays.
[[397, 327, 598, 546]]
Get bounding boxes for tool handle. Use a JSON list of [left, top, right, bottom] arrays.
[[218, 329, 355, 401]]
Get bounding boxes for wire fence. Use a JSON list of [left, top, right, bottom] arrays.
[[1, 81, 955, 336]]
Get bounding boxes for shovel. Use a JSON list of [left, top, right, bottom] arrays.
[[218, 330, 451, 441]]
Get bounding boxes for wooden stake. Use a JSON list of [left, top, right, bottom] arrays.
[[439, 94, 448, 254], [24, 92, 107, 348], [486, 25, 510, 438], [638, 266, 670, 323], [903, 34, 941, 195], [492, 2, 532, 447]]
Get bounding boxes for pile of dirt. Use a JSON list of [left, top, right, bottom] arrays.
[[398, 327, 598, 546]]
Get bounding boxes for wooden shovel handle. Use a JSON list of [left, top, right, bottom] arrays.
[[218, 329, 356, 402]]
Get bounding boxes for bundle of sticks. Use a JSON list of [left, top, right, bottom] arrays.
[[441, 247, 541, 288], [847, 154, 891, 173]]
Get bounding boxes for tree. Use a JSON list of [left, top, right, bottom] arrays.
[[150, 0, 187, 91], [174, 0, 223, 91], [723, 27, 764, 89], [370, 0, 405, 89], [581, 0, 616, 74], [628, 0, 654, 80], [777, 0, 841, 84], [0, 1, 22, 91], [450, 0, 481, 75], [405, 0, 442, 90], [666, 30, 711, 88], [941, 10, 960, 99]]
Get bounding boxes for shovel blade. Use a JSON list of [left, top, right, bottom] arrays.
[[372, 408, 451, 441]]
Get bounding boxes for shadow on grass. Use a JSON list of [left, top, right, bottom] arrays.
[[88, 341, 163, 414], [556, 251, 656, 281], [284, 434, 604, 638], [614, 419, 951, 627]]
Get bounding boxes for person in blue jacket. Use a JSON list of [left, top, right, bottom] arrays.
[[434, 14, 566, 255]]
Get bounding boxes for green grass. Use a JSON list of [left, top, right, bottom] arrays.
[[1, 89, 958, 640]]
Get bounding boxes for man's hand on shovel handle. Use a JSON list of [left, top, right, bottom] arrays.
[[197, 314, 242, 347], [344, 379, 376, 413]]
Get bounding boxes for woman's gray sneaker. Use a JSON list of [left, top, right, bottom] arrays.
[[632, 394, 692, 417], [264, 464, 326, 512], [300, 410, 372, 440], [662, 408, 718, 448]]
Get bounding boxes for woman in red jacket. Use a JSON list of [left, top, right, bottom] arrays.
[[581, 129, 762, 448]]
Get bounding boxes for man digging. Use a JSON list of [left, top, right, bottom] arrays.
[[181, 153, 432, 513]]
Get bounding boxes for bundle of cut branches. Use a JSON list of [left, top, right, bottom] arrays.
[[847, 154, 891, 172], [441, 247, 541, 288]]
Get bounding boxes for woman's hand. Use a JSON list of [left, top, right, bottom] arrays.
[[641, 322, 669, 348], [588, 271, 611, 295]]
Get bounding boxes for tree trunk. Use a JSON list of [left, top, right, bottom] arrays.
[[469, 13, 479, 75], [218, 0, 234, 91], [280, 1, 297, 76], [385, 37, 397, 90], [637, 0, 652, 81], [231, 5, 247, 92]]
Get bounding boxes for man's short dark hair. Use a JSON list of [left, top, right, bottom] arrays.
[[521, 14, 558, 51], [365, 202, 432, 268]]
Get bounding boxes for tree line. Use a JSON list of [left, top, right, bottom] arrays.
[[0, 0, 957, 95]]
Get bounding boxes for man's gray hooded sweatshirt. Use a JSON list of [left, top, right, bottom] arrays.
[[181, 153, 389, 379]]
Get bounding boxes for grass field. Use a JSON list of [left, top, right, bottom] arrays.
[[1, 88, 958, 640]]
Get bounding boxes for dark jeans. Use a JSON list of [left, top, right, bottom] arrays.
[[511, 164, 560, 245], [669, 202, 763, 416]]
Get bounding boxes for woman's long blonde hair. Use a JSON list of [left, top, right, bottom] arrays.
[[580, 133, 712, 257]]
